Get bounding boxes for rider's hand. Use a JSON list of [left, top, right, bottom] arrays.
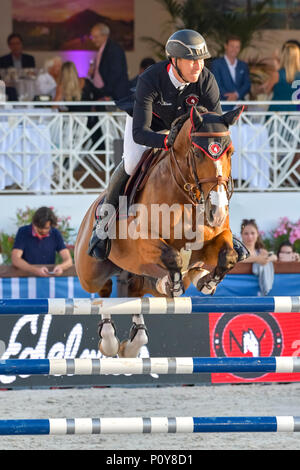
[[163, 126, 178, 150]]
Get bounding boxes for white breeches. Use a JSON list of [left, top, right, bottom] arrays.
[[122, 115, 151, 175]]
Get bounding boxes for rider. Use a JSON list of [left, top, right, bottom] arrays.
[[88, 29, 249, 262]]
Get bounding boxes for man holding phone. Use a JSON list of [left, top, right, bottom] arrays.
[[11, 207, 72, 277]]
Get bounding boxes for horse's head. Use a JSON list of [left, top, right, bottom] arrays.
[[174, 105, 243, 227]]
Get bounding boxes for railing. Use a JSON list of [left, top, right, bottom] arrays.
[[0, 100, 299, 193]]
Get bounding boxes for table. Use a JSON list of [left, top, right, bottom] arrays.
[[230, 123, 272, 189], [0, 120, 53, 192]]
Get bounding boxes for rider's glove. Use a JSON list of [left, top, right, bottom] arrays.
[[163, 125, 178, 150]]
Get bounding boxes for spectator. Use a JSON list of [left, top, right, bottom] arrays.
[[130, 57, 156, 90], [240, 218, 277, 264], [11, 207, 72, 277], [54, 61, 103, 111], [89, 22, 130, 101], [211, 35, 251, 110], [268, 42, 300, 112], [240, 218, 277, 296], [277, 241, 300, 262], [35, 56, 62, 99], [0, 33, 35, 69]]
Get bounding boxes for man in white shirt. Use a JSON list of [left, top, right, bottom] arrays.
[[36, 56, 62, 99]]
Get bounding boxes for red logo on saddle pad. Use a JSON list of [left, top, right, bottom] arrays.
[[208, 142, 222, 156], [185, 95, 199, 106]]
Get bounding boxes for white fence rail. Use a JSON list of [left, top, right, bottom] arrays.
[[0, 101, 299, 193]]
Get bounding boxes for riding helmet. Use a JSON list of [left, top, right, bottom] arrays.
[[165, 29, 211, 61]]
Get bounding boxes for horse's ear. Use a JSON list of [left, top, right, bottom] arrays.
[[222, 105, 244, 126], [190, 106, 203, 129]]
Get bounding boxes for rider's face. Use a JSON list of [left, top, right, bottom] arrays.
[[173, 58, 204, 83]]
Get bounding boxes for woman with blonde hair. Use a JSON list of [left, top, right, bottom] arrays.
[[269, 42, 300, 112], [54, 60, 102, 110]]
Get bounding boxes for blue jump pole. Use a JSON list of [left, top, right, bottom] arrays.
[[0, 296, 299, 315], [0, 357, 299, 375], [0, 416, 299, 434]]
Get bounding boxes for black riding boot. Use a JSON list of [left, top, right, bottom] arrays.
[[88, 161, 130, 260], [233, 236, 250, 262]]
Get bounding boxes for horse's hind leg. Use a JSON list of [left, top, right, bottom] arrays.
[[118, 275, 149, 358], [118, 313, 148, 358], [93, 278, 120, 357]]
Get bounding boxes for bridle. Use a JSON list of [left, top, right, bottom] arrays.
[[168, 129, 234, 207]]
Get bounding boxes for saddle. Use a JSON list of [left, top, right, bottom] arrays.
[[124, 148, 165, 206], [94, 148, 165, 222]]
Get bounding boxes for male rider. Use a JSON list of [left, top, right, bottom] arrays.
[[88, 29, 248, 263]]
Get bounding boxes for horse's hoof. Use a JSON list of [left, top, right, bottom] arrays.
[[98, 318, 120, 357], [118, 324, 149, 358], [167, 272, 185, 297], [98, 339, 120, 357]]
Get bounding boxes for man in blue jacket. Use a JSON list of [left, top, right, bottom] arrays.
[[211, 36, 251, 110]]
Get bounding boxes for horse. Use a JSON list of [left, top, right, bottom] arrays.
[[74, 105, 243, 358]]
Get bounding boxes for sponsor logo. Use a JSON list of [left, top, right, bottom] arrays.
[[213, 312, 283, 379], [208, 142, 222, 157], [185, 95, 199, 106]]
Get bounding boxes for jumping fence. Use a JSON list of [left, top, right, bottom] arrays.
[[0, 294, 300, 435]]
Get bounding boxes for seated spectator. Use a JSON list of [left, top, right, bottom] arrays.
[[240, 219, 277, 264], [277, 241, 300, 262], [35, 56, 62, 99], [240, 218, 277, 296], [268, 42, 300, 112], [54, 60, 103, 111], [129, 57, 156, 90], [211, 35, 250, 110], [11, 207, 72, 277], [88, 22, 130, 101], [0, 33, 35, 69]]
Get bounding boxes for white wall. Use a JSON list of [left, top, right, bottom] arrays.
[[0, 192, 299, 241]]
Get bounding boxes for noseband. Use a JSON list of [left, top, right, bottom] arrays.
[[169, 130, 233, 206]]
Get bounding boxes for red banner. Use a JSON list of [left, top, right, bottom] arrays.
[[209, 312, 300, 383]]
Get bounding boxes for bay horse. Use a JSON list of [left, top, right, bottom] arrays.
[[74, 105, 243, 358]]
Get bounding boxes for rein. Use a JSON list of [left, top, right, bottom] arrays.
[[168, 130, 233, 206]]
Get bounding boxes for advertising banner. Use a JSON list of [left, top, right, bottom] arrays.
[[0, 313, 210, 388], [209, 312, 300, 383]]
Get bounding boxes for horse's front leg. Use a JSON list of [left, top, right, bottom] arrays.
[[196, 231, 238, 295], [155, 241, 185, 297]]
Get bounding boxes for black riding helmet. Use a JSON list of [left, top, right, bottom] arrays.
[[166, 29, 210, 60], [165, 29, 210, 82]]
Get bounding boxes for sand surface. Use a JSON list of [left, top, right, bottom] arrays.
[[0, 382, 299, 450]]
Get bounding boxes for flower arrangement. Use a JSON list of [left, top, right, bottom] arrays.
[[262, 217, 300, 254], [0, 206, 76, 265]]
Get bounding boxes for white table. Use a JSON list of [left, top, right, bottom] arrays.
[[230, 123, 272, 189], [0, 121, 53, 192]]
